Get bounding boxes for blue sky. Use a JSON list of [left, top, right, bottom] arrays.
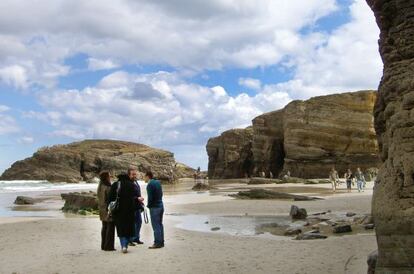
[[0, 0, 381, 173]]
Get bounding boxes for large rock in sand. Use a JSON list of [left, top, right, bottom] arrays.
[[0, 139, 194, 183], [366, 0, 414, 271], [207, 128, 254, 179]]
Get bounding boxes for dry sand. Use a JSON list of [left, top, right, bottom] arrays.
[[0, 181, 377, 274]]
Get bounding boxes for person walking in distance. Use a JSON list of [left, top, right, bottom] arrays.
[[145, 171, 164, 249], [344, 169, 353, 193], [329, 167, 339, 193], [355, 167, 366, 192]]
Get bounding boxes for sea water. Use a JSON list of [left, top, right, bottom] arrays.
[[0, 180, 98, 217]]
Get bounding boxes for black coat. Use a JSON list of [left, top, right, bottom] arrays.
[[108, 174, 136, 237]]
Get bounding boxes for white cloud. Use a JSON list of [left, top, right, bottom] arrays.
[[238, 77, 261, 90], [276, 0, 381, 99], [35, 71, 292, 149], [18, 136, 34, 144], [0, 65, 28, 89], [0, 0, 338, 89], [87, 58, 119, 71]]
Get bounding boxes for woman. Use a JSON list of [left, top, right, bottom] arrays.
[[344, 169, 353, 193], [97, 171, 115, 251], [108, 170, 136, 253]]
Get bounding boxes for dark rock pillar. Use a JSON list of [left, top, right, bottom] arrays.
[[366, 0, 414, 272]]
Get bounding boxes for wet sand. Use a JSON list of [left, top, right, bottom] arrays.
[[0, 180, 377, 274]]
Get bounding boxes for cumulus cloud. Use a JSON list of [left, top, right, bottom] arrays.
[[0, 65, 28, 89], [33, 71, 291, 148], [0, 0, 338, 89], [238, 77, 261, 90], [87, 58, 119, 71]]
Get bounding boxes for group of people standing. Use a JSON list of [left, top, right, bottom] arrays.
[[97, 167, 164, 253], [329, 167, 366, 193]]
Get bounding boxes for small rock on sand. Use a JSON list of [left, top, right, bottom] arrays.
[[333, 224, 352, 234], [295, 231, 328, 240], [14, 196, 36, 205], [211, 227, 221, 231], [290, 205, 307, 220]]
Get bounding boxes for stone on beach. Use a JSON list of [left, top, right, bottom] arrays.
[[230, 189, 321, 201], [14, 196, 37, 205], [333, 224, 352, 234], [290, 205, 308, 220], [295, 231, 328, 240], [61, 192, 98, 214], [192, 182, 213, 191]]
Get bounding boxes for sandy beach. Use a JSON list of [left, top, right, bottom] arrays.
[[0, 180, 377, 274]]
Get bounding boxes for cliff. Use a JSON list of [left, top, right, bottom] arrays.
[[207, 127, 254, 179], [0, 139, 194, 183], [366, 0, 414, 271], [207, 90, 380, 179]]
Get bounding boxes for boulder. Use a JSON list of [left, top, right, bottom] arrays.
[[0, 140, 193, 183], [61, 192, 98, 213], [333, 224, 352, 234], [295, 231, 328, 240], [14, 196, 36, 205], [290, 205, 308, 220], [284, 227, 302, 236], [367, 250, 378, 274], [366, 0, 414, 270], [230, 189, 321, 201], [192, 182, 213, 191], [346, 212, 357, 217], [206, 128, 254, 179]]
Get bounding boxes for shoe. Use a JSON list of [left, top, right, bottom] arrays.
[[134, 240, 144, 245], [148, 244, 163, 249], [122, 247, 128, 254], [128, 242, 136, 246], [104, 249, 116, 251]]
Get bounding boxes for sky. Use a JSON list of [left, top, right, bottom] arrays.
[[0, 0, 382, 173]]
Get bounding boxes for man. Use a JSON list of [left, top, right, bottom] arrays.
[[355, 167, 366, 192], [329, 167, 339, 193], [130, 170, 145, 246], [145, 171, 164, 249], [344, 169, 353, 193], [108, 167, 141, 253]]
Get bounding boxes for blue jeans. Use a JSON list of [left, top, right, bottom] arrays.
[[357, 180, 364, 192], [149, 207, 164, 246], [130, 210, 142, 242], [119, 237, 129, 249]]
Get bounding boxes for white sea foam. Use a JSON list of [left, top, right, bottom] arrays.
[[0, 180, 98, 193]]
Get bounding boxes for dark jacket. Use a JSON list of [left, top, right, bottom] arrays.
[[108, 174, 136, 237], [147, 179, 163, 208]]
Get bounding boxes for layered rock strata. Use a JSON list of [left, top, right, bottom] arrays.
[[367, 0, 414, 272], [207, 91, 380, 179]]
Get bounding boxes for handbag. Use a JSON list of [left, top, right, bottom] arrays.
[[108, 181, 121, 216]]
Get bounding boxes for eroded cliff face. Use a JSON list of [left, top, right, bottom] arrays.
[[207, 90, 380, 179], [252, 110, 285, 178], [207, 127, 254, 179], [283, 91, 379, 178], [367, 0, 414, 271], [0, 140, 194, 183]]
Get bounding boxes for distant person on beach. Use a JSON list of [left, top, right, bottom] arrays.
[[130, 173, 145, 246], [329, 167, 339, 193], [108, 168, 139, 253], [145, 171, 164, 249], [355, 168, 366, 192], [97, 171, 115, 251], [344, 169, 353, 193]]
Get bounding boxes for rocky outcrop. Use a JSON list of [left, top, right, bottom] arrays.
[[61, 192, 98, 214], [207, 128, 254, 179], [252, 110, 285, 177], [207, 91, 380, 179], [366, 0, 414, 272], [0, 139, 194, 183], [282, 91, 379, 178]]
